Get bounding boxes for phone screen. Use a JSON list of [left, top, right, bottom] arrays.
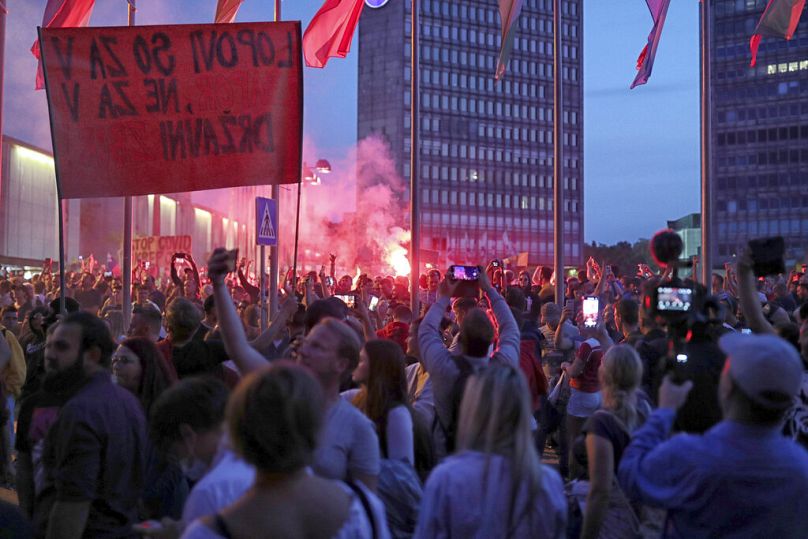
[[368, 296, 380, 311], [450, 265, 480, 281], [656, 287, 693, 312], [583, 296, 599, 328], [335, 294, 356, 309]]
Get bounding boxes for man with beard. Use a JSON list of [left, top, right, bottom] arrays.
[[26, 312, 145, 538]]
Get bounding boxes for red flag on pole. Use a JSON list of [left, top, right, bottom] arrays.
[[302, 0, 365, 68], [631, 0, 672, 89], [31, 0, 96, 90], [749, 0, 806, 67], [215, 0, 244, 24]]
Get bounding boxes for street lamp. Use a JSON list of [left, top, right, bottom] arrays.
[[303, 159, 332, 185]]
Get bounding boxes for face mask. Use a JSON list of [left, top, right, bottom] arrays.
[[179, 457, 208, 482]]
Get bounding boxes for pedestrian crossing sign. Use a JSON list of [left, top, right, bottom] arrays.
[[255, 197, 277, 246]]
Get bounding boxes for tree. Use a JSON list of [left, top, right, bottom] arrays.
[[583, 239, 660, 278]]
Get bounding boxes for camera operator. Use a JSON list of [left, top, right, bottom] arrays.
[[618, 334, 808, 539], [645, 230, 726, 434]]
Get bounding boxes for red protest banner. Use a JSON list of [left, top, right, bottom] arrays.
[[38, 22, 303, 199], [133, 234, 192, 272]]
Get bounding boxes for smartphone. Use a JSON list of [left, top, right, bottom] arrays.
[[335, 294, 356, 308], [491, 260, 502, 268], [448, 265, 480, 281], [748, 236, 785, 277], [368, 295, 380, 311], [656, 287, 693, 313], [325, 276, 335, 287], [224, 249, 239, 273], [741, 328, 752, 335], [565, 298, 575, 317], [104, 271, 113, 278], [582, 296, 599, 328]]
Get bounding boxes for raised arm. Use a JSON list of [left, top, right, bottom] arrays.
[[237, 263, 260, 304], [208, 248, 271, 374], [481, 269, 519, 365], [250, 294, 299, 352], [736, 250, 776, 335]]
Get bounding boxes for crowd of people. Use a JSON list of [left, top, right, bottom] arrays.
[[0, 234, 807, 538]]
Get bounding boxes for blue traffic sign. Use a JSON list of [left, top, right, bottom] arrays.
[[255, 197, 277, 246]]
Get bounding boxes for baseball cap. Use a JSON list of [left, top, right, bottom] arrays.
[[719, 333, 803, 410]]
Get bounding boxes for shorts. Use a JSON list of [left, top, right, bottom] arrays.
[[566, 388, 601, 418]]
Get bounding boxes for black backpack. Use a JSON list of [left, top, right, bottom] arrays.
[[440, 354, 508, 453]]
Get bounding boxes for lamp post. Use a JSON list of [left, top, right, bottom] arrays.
[[292, 159, 331, 284]]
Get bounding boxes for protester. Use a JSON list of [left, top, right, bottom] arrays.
[[376, 305, 412, 353], [618, 333, 808, 538], [573, 345, 650, 539], [561, 333, 606, 477], [34, 312, 145, 538], [418, 266, 520, 458], [207, 248, 381, 490], [181, 363, 390, 539], [149, 376, 253, 534], [159, 298, 234, 384], [404, 318, 435, 428], [414, 363, 566, 538]]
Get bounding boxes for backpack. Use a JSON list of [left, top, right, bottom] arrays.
[[1, 327, 27, 399], [517, 329, 548, 413], [440, 354, 510, 453]]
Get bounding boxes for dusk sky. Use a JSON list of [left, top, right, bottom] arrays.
[[4, 0, 702, 244]]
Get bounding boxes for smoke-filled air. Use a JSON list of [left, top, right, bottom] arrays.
[[279, 135, 411, 278]]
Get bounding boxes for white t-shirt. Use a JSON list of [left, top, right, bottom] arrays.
[[181, 445, 256, 529], [313, 398, 381, 482], [180, 481, 391, 539]]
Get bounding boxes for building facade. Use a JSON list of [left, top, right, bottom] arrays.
[[0, 136, 265, 277], [711, 0, 808, 266], [358, 0, 584, 270]]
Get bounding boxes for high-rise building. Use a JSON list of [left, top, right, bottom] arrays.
[[711, 1, 808, 266], [358, 0, 584, 270]]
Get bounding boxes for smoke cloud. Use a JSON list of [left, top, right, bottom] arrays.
[[280, 135, 410, 278]]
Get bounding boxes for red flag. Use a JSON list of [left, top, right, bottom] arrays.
[[215, 0, 244, 24], [302, 0, 365, 68], [749, 0, 806, 67], [631, 0, 672, 89], [31, 0, 96, 90]]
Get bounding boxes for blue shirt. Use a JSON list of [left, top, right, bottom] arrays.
[[618, 409, 808, 539]]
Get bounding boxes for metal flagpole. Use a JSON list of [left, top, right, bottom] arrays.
[[409, 0, 420, 316], [122, 0, 136, 330], [36, 26, 67, 313], [553, 0, 564, 304], [268, 0, 281, 317], [699, 0, 712, 286]]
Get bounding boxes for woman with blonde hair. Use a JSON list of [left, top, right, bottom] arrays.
[[575, 344, 650, 539], [414, 363, 566, 538]]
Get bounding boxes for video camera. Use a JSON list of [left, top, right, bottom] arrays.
[[644, 230, 725, 382]]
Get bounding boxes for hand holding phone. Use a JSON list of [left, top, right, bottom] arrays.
[[582, 296, 600, 328]]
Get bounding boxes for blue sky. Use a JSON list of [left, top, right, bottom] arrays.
[[4, 0, 702, 244]]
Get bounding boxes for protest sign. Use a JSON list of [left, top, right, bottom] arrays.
[[132, 234, 192, 271], [38, 21, 303, 199]]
